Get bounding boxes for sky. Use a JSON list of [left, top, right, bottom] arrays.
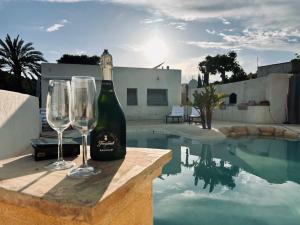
[[1, 0, 300, 83]]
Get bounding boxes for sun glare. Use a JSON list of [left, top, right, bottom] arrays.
[[143, 37, 168, 63]]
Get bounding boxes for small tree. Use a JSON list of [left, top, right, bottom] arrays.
[[193, 85, 228, 129]]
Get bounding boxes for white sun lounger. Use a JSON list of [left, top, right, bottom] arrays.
[[166, 105, 184, 123], [188, 107, 201, 124]]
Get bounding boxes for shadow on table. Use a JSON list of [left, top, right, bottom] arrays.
[[42, 158, 125, 207], [0, 153, 125, 207], [0, 154, 58, 180], [0, 154, 78, 192]]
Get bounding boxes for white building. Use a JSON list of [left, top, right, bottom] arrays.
[[41, 63, 181, 120], [257, 62, 292, 77]]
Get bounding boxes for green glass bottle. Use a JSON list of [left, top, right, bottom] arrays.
[[90, 49, 126, 160]]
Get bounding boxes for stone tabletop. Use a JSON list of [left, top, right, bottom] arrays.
[[0, 147, 172, 223]]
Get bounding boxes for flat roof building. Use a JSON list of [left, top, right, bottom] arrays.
[[41, 63, 181, 120]]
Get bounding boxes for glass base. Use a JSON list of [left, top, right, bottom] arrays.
[[45, 160, 75, 171], [68, 166, 101, 178]]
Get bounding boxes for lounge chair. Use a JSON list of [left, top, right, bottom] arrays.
[[39, 108, 51, 132], [39, 108, 56, 136], [188, 107, 201, 124], [166, 105, 184, 123]]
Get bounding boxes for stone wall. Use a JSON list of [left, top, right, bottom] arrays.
[[0, 90, 40, 159], [218, 125, 298, 139]]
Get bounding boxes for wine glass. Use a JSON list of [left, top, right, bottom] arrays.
[[68, 76, 99, 178], [46, 80, 75, 171]]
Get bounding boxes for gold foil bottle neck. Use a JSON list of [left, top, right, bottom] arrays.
[[100, 49, 113, 81]]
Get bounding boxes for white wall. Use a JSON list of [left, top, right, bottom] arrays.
[[113, 67, 181, 120], [0, 90, 40, 159], [189, 76, 268, 105], [189, 73, 291, 124], [214, 77, 267, 104], [41, 63, 181, 120], [213, 106, 273, 123], [266, 73, 292, 123]]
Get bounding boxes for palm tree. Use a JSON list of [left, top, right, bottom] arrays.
[[0, 34, 46, 79], [193, 85, 228, 129]]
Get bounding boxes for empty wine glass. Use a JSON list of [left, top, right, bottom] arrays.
[[68, 76, 99, 178], [46, 80, 75, 171]]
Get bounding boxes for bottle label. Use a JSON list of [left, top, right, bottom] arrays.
[[96, 131, 120, 152]]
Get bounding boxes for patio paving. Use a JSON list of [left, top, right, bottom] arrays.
[[41, 120, 300, 142]]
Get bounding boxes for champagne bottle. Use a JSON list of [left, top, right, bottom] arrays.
[[90, 49, 126, 160]]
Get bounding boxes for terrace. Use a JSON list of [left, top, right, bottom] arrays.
[[1, 1, 300, 224]]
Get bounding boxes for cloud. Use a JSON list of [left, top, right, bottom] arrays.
[[218, 28, 300, 52], [187, 27, 300, 53], [39, 1, 300, 27], [224, 28, 234, 32], [61, 19, 69, 23], [141, 18, 164, 24], [39, 1, 300, 59], [46, 19, 69, 32], [186, 41, 240, 51], [169, 22, 186, 30], [101, 1, 296, 23], [40, 1, 300, 32], [46, 23, 64, 32], [140, 18, 186, 30], [206, 29, 216, 35], [103, 1, 300, 40], [219, 17, 231, 25]]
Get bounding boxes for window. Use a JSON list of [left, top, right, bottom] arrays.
[[229, 93, 237, 104], [147, 89, 168, 106], [127, 88, 138, 105]]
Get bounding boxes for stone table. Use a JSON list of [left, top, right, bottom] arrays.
[[0, 147, 172, 225]]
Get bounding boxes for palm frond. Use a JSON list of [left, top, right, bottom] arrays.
[[0, 34, 47, 78]]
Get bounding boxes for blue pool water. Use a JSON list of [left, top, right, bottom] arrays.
[[127, 132, 300, 225]]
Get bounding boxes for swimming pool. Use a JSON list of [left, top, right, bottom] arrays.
[[127, 131, 300, 225]]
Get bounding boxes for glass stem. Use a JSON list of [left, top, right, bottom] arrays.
[[82, 134, 88, 167], [58, 131, 63, 162]]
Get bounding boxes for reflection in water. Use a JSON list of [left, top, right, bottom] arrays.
[[192, 144, 239, 192], [127, 133, 300, 187], [181, 148, 195, 168], [127, 132, 300, 225]]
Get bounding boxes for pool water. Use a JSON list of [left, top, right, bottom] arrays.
[[127, 132, 300, 225]]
